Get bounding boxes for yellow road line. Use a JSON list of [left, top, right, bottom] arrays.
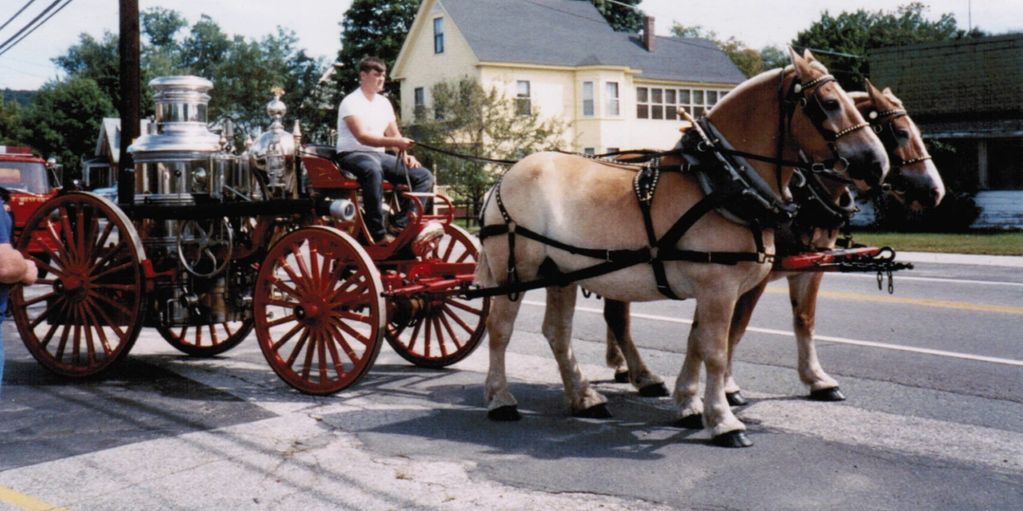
[[0, 486, 66, 511], [764, 286, 1023, 315]]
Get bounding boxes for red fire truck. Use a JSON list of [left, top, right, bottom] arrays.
[[0, 145, 61, 256]]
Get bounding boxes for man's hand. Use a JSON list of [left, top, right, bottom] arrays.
[[21, 258, 37, 286], [394, 137, 416, 151], [403, 153, 422, 169]]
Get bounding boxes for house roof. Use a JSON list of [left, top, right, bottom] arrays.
[[438, 0, 745, 84], [97, 118, 152, 163]]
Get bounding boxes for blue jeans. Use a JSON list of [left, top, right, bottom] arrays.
[[337, 152, 434, 240], [1, 320, 5, 399]]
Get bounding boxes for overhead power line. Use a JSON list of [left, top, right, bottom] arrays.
[[0, 0, 70, 57], [0, 0, 38, 34]]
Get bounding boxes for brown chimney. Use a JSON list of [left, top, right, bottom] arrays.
[[643, 16, 655, 52]]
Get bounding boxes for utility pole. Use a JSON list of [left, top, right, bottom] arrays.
[[118, 0, 140, 206]]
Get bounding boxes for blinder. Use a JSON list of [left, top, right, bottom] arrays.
[[785, 73, 870, 181], [867, 108, 933, 172]]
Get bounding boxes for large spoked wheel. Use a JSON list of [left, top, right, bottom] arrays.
[[254, 226, 385, 394], [386, 224, 490, 369], [157, 318, 254, 357], [11, 192, 146, 377]]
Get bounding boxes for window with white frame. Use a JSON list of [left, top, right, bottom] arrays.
[[515, 80, 531, 116], [582, 81, 594, 117], [605, 82, 620, 116], [413, 87, 425, 119], [433, 18, 444, 53], [636, 86, 730, 120]]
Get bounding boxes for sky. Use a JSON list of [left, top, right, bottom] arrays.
[[0, 0, 1020, 90]]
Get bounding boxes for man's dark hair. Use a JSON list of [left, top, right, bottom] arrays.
[[358, 56, 386, 74]]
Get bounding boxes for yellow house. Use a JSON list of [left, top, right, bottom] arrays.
[[392, 0, 746, 153]]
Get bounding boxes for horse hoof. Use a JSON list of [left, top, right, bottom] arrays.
[[638, 383, 670, 398], [809, 387, 846, 402], [712, 431, 753, 448], [726, 391, 747, 406], [573, 403, 613, 419], [674, 414, 703, 429], [488, 405, 521, 421], [613, 370, 630, 383]]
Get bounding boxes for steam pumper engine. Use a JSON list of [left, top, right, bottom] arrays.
[[127, 76, 301, 329]]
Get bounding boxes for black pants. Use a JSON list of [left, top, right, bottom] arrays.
[[336, 151, 434, 239]]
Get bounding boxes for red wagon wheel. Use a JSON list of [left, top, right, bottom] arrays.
[[11, 192, 146, 377], [254, 226, 384, 394], [157, 318, 254, 357], [386, 224, 490, 369]]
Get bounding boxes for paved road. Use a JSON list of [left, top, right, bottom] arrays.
[[1, 259, 1021, 510]]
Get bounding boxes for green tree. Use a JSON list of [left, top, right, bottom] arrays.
[[793, 2, 975, 88], [592, 0, 642, 33], [331, 0, 419, 102], [671, 23, 785, 77], [0, 96, 28, 144], [52, 32, 120, 106], [21, 77, 115, 172], [408, 77, 567, 217]]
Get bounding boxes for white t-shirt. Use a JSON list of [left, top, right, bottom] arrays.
[[336, 89, 396, 153]]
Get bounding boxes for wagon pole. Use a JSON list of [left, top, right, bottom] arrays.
[[117, 0, 140, 206]]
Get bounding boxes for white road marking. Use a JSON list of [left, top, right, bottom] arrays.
[[522, 300, 1023, 368], [825, 272, 1023, 288]]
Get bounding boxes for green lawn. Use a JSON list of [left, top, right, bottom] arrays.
[[849, 231, 1023, 256]]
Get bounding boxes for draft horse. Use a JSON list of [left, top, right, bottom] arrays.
[[474, 49, 888, 447], [602, 82, 945, 405]]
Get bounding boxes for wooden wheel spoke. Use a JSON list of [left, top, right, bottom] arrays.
[[290, 245, 313, 283], [278, 261, 309, 295], [30, 295, 67, 329], [271, 322, 305, 352], [75, 204, 87, 260], [285, 329, 311, 367], [55, 318, 73, 362], [330, 324, 361, 366], [437, 312, 462, 351], [455, 251, 472, 263], [442, 304, 476, 334], [331, 278, 370, 305], [269, 278, 302, 302], [300, 329, 318, 381], [441, 239, 456, 261], [80, 304, 98, 364], [267, 313, 299, 329], [323, 326, 347, 378], [91, 243, 127, 272], [89, 300, 128, 341], [92, 218, 115, 255], [89, 291, 136, 319], [59, 208, 78, 264], [336, 310, 374, 325], [446, 299, 483, 315], [317, 331, 329, 383], [42, 220, 69, 265], [406, 319, 424, 352], [24, 291, 59, 307], [38, 323, 60, 349], [330, 317, 373, 347], [208, 324, 221, 345], [31, 256, 63, 278], [90, 260, 136, 281]]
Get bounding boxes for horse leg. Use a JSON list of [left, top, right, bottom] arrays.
[[674, 305, 704, 429], [723, 278, 770, 406], [789, 273, 845, 401], [680, 295, 752, 447], [544, 285, 610, 418], [604, 300, 669, 397], [603, 299, 630, 382], [484, 294, 525, 421]]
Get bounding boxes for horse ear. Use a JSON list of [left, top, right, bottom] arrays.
[[802, 48, 819, 63], [883, 87, 893, 96], [865, 79, 884, 107], [789, 47, 810, 81]]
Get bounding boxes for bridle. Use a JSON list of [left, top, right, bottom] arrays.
[[777, 70, 871, 188], [867, 107, 933, 171]]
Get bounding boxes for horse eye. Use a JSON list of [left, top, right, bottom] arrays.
[[822, 99, 841, 111], [895, 129, 910, 139]]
